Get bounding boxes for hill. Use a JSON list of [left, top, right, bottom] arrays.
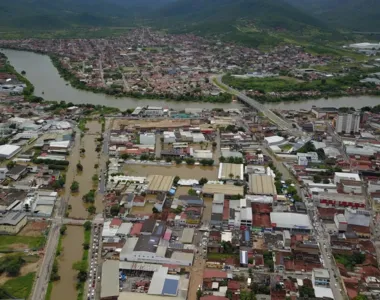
[[150, 0, 343, 48], [0, 0, 174, 29], [285, 0, 380, 32]]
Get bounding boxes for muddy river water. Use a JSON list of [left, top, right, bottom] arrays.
[[50, 225, 84, 300]]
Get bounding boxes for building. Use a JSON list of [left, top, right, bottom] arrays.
[[6, 165, 28, 181], [0, 144, 21, 159], [146, 175, 174, 193], [218, 163, 244, 180], [312, 268, 330, 287], [333, 172, 360, 184], [0, 211, 27, 234], [163, 131, 176, 144], [270, 212, 312, 232], [336, 112, 360, 134], [144, 106, 164, 116], [140, 133, 156, 145], [311, 107, 339, 119], [100, 260, 119, 300], [344, 208, 370, 227], [248, 174, 276, 196], [313, 192, 366, 209], [334, 214, 348, 232], [264, 136, 285, 146], [0, 168, 8, 180], [297, 152, 319, 164], [203, 184, 244, 197]]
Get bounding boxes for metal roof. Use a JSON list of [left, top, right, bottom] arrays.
[[100, 260, 119, 298], [162, 278, 179, 296]]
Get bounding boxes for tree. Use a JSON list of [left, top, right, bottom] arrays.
[[80, 148, 86, 154], [313, 175, 322, 183], [188, 188, 197, 196], [82, 242, 90, 250], [165, 157, 172, 163], [6, 161, 15, 170], [70, 181, 79, 192], [219, 156, 226, 163], [76, 162, 83, 172], [323, 178, 330, 184], [285, 179, 292, 186], [72, 260, 88, 282], [173, 176, 180, 185], [199, 177, 208, 185], [229, 173, 234, 179], [83, 221, 92, 231], [21, 70, 26, 75], [88, 205, 96, 214], [110, 205, 120, 216], [196, 288, 203, 300], [60, 225, 67, 235], [212, 141, 217, 148], [152, 207, 159, 214], [121, 153, 130, 160], [226, 289, 233, 300]]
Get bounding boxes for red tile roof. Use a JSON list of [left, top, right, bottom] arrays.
[[110, 218, 123, 227], [200, 296, 228, 300], [227, 281, 240, 291], [130, 223, 143, 235], [203, 269, 227, 279]]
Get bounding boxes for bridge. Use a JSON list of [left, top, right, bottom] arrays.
[[213, 75, 305, 137]]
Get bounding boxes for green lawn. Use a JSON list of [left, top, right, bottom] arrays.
[[0, 235, 45, 251], [2, 272, 35, 299]]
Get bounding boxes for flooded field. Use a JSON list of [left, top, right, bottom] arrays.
[[67, 121, 102, 218], [202, 197, 213, 222], [50, 226, 84, 300], [124, 164, 218, 180]]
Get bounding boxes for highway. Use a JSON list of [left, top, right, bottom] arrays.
[[213, 75, 305, 136]]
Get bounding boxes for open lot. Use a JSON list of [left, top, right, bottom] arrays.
[[1, 272, 35, 299], [0, 235, 45, 251], [19, 221, 49, 237]]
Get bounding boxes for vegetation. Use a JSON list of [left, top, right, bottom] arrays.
[[199, 177, 208, 185], [219, 156, 243, 164], [82, 190, 96, 203], [110, 205, 120, 216], [334, 252, 366, 271], [74, 225, 91, 300], [60, 224, 67, 235], [83, 221, 92, 231], [0, 254, 26, 276], [76, 162, 83, 172], [70, 181, 79, 192], [1, 272, 35, 299], [299, 285, 315, 298], [199, 159, 214, 166], [87, 205, 96, 214], [0, 235, 45, 251]]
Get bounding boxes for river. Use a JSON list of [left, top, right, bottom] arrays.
[[0, 49, 241, 110], [2, 48, 380, 110]]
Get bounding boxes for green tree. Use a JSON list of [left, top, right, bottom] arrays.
[[82, 242, 90, 250], [323, 178, 330, 184], [188, 188, 197, 196], [196, 288, 203, 300], [199, 177, 208, 185], [60, 225, 67, 235], [76, 162, 83, 172], [152, 207, 159, 214], [83, 221, 92, 231], [6, 161, 15, 170], [70, 181, 79, 192], [88, 205, 96, 214], [313, 175, 322, 183], [226, 289, 233, 300], [110, 205, 120, 216], [173, 176, 180, 185]]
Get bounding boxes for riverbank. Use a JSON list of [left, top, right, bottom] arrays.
[[2, 46, 232, 104]]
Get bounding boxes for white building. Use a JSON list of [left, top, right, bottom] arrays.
[[140, 133, 156, 145], [264, 136, 285, 146], [0, 144, 21, 159], [333, 172, 360, 184], [144, 106, 163, 116], [269, 212, 312, 232], [119, 236, 194, 266], [312, 268, 330, 287], [334, 214, 347, 232], [336, 112, 360, 134], [163, 131, 176, 144], [344, 208, 370, 227], [297, 152, 319, 163]]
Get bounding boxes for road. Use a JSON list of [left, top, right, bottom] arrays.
[[31, 197, 66, 300], [99, 128, 111, 194], [213, 75, 304, 136]]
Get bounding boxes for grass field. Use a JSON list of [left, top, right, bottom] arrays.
[[1, 272, 35, 299], [207, 253, 239, 260], [0, 235, 45, 251]]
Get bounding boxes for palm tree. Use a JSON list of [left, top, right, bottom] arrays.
[[229, 173, 234, 179]]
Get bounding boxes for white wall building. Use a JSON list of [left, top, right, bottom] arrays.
[[140, 133, 156, 145], [336, 112, 360, 134], [333, 172, 360, 184]]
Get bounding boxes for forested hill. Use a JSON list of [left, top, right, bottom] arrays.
[[0, 0, 174, 29], [285, 0, 380, 31]]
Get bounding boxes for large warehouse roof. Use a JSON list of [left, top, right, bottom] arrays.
[[270, 212, 312, 230], [0, 144, 20, 157], [218, 163, 244, 180], [248, 174, 277, 195], [100, 260, 119, 299], [147, 175, 174, 192], [203, 184, 244, 196], [180, 228, 194, 244]]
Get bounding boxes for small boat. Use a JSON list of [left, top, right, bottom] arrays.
[[42, 91, 45, 94]]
